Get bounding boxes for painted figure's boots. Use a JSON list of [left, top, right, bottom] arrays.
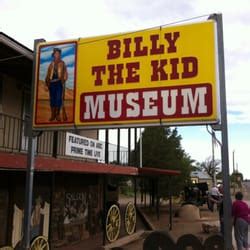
[[49, 107, 56, 121], [55, 107, 61, 121]]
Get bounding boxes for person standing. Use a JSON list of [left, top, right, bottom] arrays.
[[232, 191, 250, 250], [208, 185, 222, 212], [45, 48, 68, 122]]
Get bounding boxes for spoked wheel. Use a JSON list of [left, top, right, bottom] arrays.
[[30, 236, 49, 250], [105, 204, 121, 242], [124, 202, 136, 235]]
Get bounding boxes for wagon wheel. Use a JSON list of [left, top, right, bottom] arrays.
[[105, 204, 121, 242], [30, 236, 49, 250], [143, 231, 176, 250], [0, 246, 14, 250], [203, 234, 224, 250], [176, 234, 203, 250], [124, 202, 136, 235]]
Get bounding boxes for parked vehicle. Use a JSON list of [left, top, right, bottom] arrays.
[[183, 182, 209, 206]]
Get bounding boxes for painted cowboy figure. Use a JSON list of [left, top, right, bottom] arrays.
[[45, 48, 68, 122]]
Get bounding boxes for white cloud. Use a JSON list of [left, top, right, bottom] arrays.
[[63, 54, 75, 65], [105, 0, 194, 27]]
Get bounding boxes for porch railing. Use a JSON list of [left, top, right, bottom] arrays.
[[0, 113, 129, 164]]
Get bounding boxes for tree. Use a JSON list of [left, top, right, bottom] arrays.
[[131, 127, 195, 196], [216, 171, 223, 180], [230, 171, 243, 188], [197, 157, 221, 185]]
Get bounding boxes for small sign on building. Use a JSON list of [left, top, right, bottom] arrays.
[[65, 132, 105, 161]]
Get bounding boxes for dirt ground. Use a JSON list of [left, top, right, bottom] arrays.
[[122, 203, 220, 250], [123, 182, 250, 250]]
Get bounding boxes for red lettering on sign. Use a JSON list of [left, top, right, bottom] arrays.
[[108, 64, 124, 84], [164, 32, 180, 53], [106, 31, 180, 59], [151, 60, 168, 81], [150, 34, 164, 55], [123, 38, 132, 58], [126, 62, 140, 83], [107, 40, 121, 59], [92, 66, 106, 86], [134, 37, 148, 57], [181, 57, 198, 78]]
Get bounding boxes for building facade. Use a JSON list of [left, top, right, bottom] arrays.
[[0, 32, 180, 249]]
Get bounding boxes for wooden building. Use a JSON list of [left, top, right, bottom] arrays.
[[0, 32, 180, 249]]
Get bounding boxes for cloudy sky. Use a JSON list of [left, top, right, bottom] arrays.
[[1, 0, 250, 178]]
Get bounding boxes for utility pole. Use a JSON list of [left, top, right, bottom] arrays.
[[233, 150, 236, 194], [212, 130, 216, 186], [206, 125, 218, 186], [22, 38, 45, 250], [211, 13, 232, 249], [232, 150, 235, 173]]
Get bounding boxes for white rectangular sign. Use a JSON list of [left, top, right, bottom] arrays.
[[65, 132, 105, 161]]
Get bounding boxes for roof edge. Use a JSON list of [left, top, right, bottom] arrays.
[[0, 32, 33, 60], [138, 167, 181, 176]]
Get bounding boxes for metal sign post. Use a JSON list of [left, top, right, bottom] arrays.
[[22, 39, 44, 250], [211, 13, 232, 249]]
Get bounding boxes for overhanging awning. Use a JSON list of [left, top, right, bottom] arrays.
[[138, 166, 180, 176], [0, 151, 180, 176]]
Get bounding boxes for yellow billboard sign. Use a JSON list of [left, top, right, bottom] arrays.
[[33, 20, 219, 129]]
